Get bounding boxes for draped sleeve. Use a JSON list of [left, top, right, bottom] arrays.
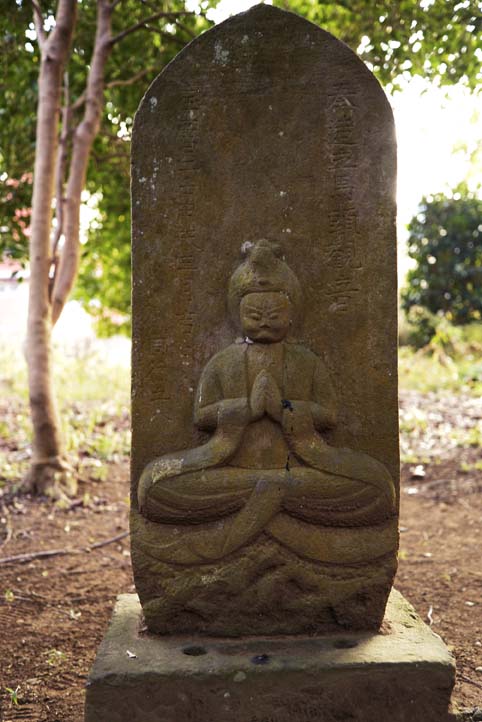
[[194, 356, 223, 430]]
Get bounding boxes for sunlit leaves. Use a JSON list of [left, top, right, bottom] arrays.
[[1, 0, 480, 334], [0, 0, 213, 332], [401, 186, 482, 325], [273, 0, 482, 90]]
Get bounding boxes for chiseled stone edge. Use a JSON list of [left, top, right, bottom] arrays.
[[86, 588, 455, 686]]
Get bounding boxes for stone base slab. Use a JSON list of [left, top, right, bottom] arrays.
[[85, 589, 456, 722]]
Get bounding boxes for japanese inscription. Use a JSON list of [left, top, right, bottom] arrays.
[[325, 82, 363, 312], [131, 5, 398, 637]]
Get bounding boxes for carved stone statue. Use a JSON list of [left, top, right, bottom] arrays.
[[129, 1, 400, 636], [137, 240, 396, 569]]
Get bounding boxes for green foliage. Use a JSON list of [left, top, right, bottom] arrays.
[[452, 420, 482, 449], [73, 3, 213, 333], [460, 459, 482, 472], [400, 306, 439, 348], [0, 0, 213, 332], [275, 0, 482, 90], [1, 1, 481, 333], [74, 173, 132, 336], [45, 649, 67, 667], [398, 323, 482, 396], [0, 343, 130, 488], [4, 686, 20, 706], [0, 2, 37, 262], [401, 188, 482, 327]]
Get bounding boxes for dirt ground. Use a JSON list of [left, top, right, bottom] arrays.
[[0, 390, 481, 721]]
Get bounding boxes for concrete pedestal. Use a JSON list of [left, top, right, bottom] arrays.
[[85, 589, 456, 722]]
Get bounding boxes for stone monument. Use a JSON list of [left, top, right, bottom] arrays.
[[85, 5, 456, 721]]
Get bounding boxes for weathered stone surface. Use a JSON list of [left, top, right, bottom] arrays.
[[84, 590, 456, 722], [131, 4, 399, 635]]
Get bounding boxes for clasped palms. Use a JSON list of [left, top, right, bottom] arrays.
[[250, 370, 283, 423]]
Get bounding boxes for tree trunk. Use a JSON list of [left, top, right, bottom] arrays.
[[24, 0, 77, 497], [24, 0, 162, 497], [51, 0, 114, 324]]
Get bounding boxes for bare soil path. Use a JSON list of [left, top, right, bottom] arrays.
[[0, 390, 480, 721]]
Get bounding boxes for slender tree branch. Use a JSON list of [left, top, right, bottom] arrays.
[[459, 674, 482, 691], [139, 0, 159, 11], [70, 16, 168, 113], [49, 71, 72, 300], [174, 18, 196, 40], [105, 66, 157, 89], [110, 10, 195, 45], [141, 25, 187, 47], [99, 128, 130, 142], [71, 92, 86, 111], [92, 149, 130, 163], [31, 0, 47, 49], [70, 67, 155, 112], [51, 0, 114, 325], [0, 531, 129, 565], [90, 531, 129, 550]]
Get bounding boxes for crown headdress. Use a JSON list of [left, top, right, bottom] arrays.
[[228, 240, 302, 325]]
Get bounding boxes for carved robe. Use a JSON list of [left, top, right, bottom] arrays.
[[138, 342, 397, 566]]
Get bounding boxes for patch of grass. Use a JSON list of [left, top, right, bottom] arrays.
[[53, 346, 129, 406], [45, 649, 67, 667], [399, 346, 482, 395], [460, 460, 482, 473], [399, 318, 482, 394], [451, 423, 482, 449], [400, 453, 419, 464], [0, 454, 29, 489], [0, 347, 29, 401], [82, 460, 108, 482], [4, 685, 20, 706], [400, 453, 431, 465], [0, 343, 129, 409], [1, 342, 130, 486], [62, 410, 130, 461], [399, 409, 428, 434]]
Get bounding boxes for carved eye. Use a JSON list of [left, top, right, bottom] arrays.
[[249, 313, 261, 321]]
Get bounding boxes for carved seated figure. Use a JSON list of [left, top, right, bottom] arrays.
[[138, 240, 396, 565]]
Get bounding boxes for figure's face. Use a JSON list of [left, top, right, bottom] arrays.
[[240, 292, 292, 343]]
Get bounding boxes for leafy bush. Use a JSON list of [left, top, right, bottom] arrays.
[[399, 306, 440, 348], [401, 187, 482, 326]]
